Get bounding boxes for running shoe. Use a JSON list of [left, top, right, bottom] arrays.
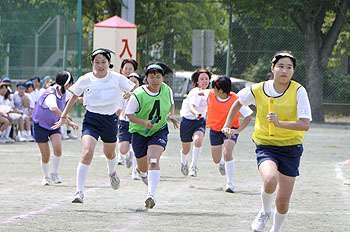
[[67, 132, 78, 139], [189, 166, 198, 177], [109, 171, 120, 190], [225, 184, 234, 193], [181, 162, 189, 176], [251, 210, 271, 232], [145, 194, 155, 209], [219, 163, 226, 175], [125, 151, 132, 169], [138, 170, 148, 185], [72, 191, 84, 203], [117, 154, 125, 165], [132, 170, 141, 180], [41, 176, 51, 186], [50, 172, 62, 184]]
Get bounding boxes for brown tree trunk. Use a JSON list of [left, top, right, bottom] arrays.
[[304, 22, 325, 122]]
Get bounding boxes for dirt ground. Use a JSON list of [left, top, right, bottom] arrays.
[[0, 118, 349, 232]]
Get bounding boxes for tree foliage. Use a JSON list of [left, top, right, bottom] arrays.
[[226, 0, 350, 122]]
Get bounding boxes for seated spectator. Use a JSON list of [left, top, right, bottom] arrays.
[[40, 76, 52, 96], [30, 76, 41, 104], [12, 82, 34, 142]]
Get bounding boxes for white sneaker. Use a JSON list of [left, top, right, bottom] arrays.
[[5, 137, 15, 143], [61, 133, 69, 140], [26, 135, 35, 142], [132, 170, 141, 180], [145, 194, 155, 209], [125, 152, 132, 169], [117, 154, 125, 165], [219, 163, 226, 175], [109, 171, 120, 190], [189, 166, 198, 177], [72, 191, 84, 203], [0, 138, 6, 144], [138, 170, 148, 185], [251, 210, 271, 232], [41, 176, 51, 186], [225, 184, 234, 193], [16, 135, 26, 142], [50, 172, 62, 184], [67, 132, 78, 139], [181, 162, 189, 176]]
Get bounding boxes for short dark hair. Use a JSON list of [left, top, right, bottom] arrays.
[[212, 76, 231, 94], [271, 51, 296, 68]]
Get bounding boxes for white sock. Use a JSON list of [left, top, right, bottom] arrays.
[[20, 130, 26, 137], [26, 130, 31, 137], [180, 151, 188, 165], [271, 207, 288, 232], [51, 154, 61, 174], [106, 156, 116, 175], [190, 146, 202, 168], [148, 170, 160, 196], [77, 162, 90, 192], [41, 161, 50, 178], [5, 126, 11, 138], [225, 160, 235, 186], [126, 151, 130, 160], [261, 185, 274, 214], [132, 156, 137, 171], [0, 131, 4, 138], [220, 155, 225, 165]]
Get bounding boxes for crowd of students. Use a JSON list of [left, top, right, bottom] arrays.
[[0, 49, 312, 232], [0, 76, 77, 144]]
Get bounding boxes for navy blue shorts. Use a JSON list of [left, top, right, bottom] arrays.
[[131, 126, 169, 159], [33, 123, 61, 143], [119, 120, 131, 143], [82, 110, 118, 143], [180, 117, 206, 142], [209, 128, 238, 146], [256, 144, 303, 177]]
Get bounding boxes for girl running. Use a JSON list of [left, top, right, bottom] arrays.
[[222, 51, 311, 232], [117, 72, 143, 180], [117, 58, 138, 165], [53, 48, 135, 203], [32, 71, 74, 185], [207, 76, 252, 193], [125, 62, 179, 209], [179, 69, 211, 177]]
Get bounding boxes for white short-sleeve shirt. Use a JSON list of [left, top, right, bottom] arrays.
[[238, 80, 312, 120], [180, 87, 208, 119], [69, 70, 135, 115]]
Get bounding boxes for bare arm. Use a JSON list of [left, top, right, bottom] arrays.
[[268, 113, 310, 131], [52, 94, 79, 129], [189, 103, 201, 120], [126, 114, 154, 130], [167, 104, 179, 129], [237, 115, 252, 133]]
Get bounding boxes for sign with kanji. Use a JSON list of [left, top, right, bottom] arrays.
[[93, 15, 137, 73]]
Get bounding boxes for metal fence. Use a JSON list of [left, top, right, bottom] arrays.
[[1, 2, 349, 105]]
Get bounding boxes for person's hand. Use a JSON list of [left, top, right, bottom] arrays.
[[144, 120, 155, 130], [222, 127, 234, 137], [123, 91, 132, 100], [168, 114, 179, 129], [52, 117, 67, 129], [267, 112, 280, 127], [195, 113, 202, 120], [67, 119, 79, 130]]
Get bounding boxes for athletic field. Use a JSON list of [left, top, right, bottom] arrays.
[[0, 118, 349, 232]]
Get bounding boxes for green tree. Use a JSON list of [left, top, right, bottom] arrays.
[[228, 0, 350, 122]]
